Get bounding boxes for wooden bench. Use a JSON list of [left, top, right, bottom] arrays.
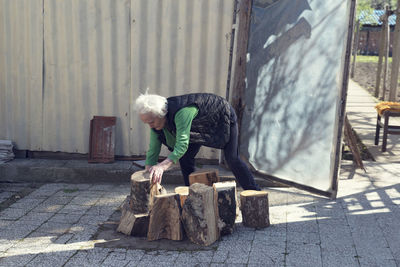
[[375, 110, 400, 152]]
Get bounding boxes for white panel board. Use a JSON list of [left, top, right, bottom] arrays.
[[241, 0, 351, 193]]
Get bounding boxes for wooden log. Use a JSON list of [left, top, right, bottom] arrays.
[[149, 183, 167, 209], [130, 170, 151, 213], [189, 169, 219, 186], [213, 181, 237, 235], [147, 193, 183, 241], [117, 197, 149, 236], [181, 183, 220, 246], [174, 186, 189, 207], [344, 114, 365, 171], [240, 190, 270, 229]]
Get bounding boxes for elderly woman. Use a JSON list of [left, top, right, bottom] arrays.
[[135, 92, 260, 190]]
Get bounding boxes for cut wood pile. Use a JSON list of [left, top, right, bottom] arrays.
[[0, 140, 14, 164], [118, 169, 270, 246]]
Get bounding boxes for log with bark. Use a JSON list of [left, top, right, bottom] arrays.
[[181, 183, 220, 246], [147, 193, 183, 241], [117, 197, 149, 236], [213, 181, 237, 235], [130, 170, 151, 213], [149, 182, 167, 209], [240, 190, 270, 229], [188, 169, 219, 186]]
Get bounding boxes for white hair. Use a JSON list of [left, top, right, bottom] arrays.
[[135, 93, 168, 117]]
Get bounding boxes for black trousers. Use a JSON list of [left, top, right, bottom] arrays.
[[179, 109, 260, 190]]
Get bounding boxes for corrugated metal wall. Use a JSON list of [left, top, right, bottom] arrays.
[[0, 0, 235, 157], [0, 0, 43, 150]]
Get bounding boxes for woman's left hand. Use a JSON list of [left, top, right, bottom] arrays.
[[149, 165, 164, 184], [149, 158, 173, 184]]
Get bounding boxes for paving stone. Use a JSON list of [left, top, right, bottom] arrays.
[[0, 219, 13, 228], [77, 214, 109, 226], [216, 240, 252, 252], [224, 250, 250, 264], [8, 198, 44, 211], [0, 223, 37, 240], [320, 251, 359, 267], [0, 253, 37, 266], [88, 184, 117, 191], [286, 243, 322, 267], [287, 220, 319, 233], [34, 222, 72, 235], [237, 230, 256, 241], [358, 257, 397, 267], [101, 251, 128, 266], [211, 250, 229, 263], [41, 196, 74, 205], [25, 250, 76, 267], [0, 239, 18, 252], [63, 248, 111, 267], [136, 261, 176, 267], [10, 236, 53, 250], [69, 196, 99, 206], [57, 204, 90, 215], [18, 211, 54, 225], [190, 250, 215, 263], [85, 206, 114, 217], [125, 249, 145, 261], [0, 208, 27, 220], [0, 192, 14, 200], [248, 242, 285, 266], [140, 250, 179, 263], [175, 251, 196, 263], [47, 213, 82, 224], [286, 231, 320, 245], [31, 203, 63, 213], [253, 227, 286, 243]]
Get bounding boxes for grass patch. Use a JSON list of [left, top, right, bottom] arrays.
[[355, 55, 392, 64]]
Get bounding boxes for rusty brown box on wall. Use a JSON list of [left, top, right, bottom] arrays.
[[89, 116, 116, 163]]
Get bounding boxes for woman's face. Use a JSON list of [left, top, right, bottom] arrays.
[[140, 113, 166, 130]]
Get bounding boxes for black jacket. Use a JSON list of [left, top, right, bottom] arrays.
[[153, 93, 233, 149]]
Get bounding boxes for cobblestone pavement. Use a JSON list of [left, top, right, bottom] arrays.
[[1, 161, 400, 266]]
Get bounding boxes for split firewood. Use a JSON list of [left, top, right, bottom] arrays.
[[240, 190, 270, 229], [147, 193, 183, 241], [181, 183, 220, 246], [149, 182, 167, 209], [117, 197, 149, 236], [188, 169, 219, 186], [174, 186, 189, 207], [213, 181, 237, 235], [130, 170, 151, 213]]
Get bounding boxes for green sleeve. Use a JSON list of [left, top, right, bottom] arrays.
[[168, 106, 198, 164], [145, 129, 162, 166]]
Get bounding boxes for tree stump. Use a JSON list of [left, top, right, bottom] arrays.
[[189, 169, 219, 186], [117, 197, 149, 236], [240, 190, 270, 229], [147, 193, 183, 241], [174, 186, 189, 207], [130, 170, 151, 213], [213, 181, 237, 235], [181, 183, 220, 246]]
